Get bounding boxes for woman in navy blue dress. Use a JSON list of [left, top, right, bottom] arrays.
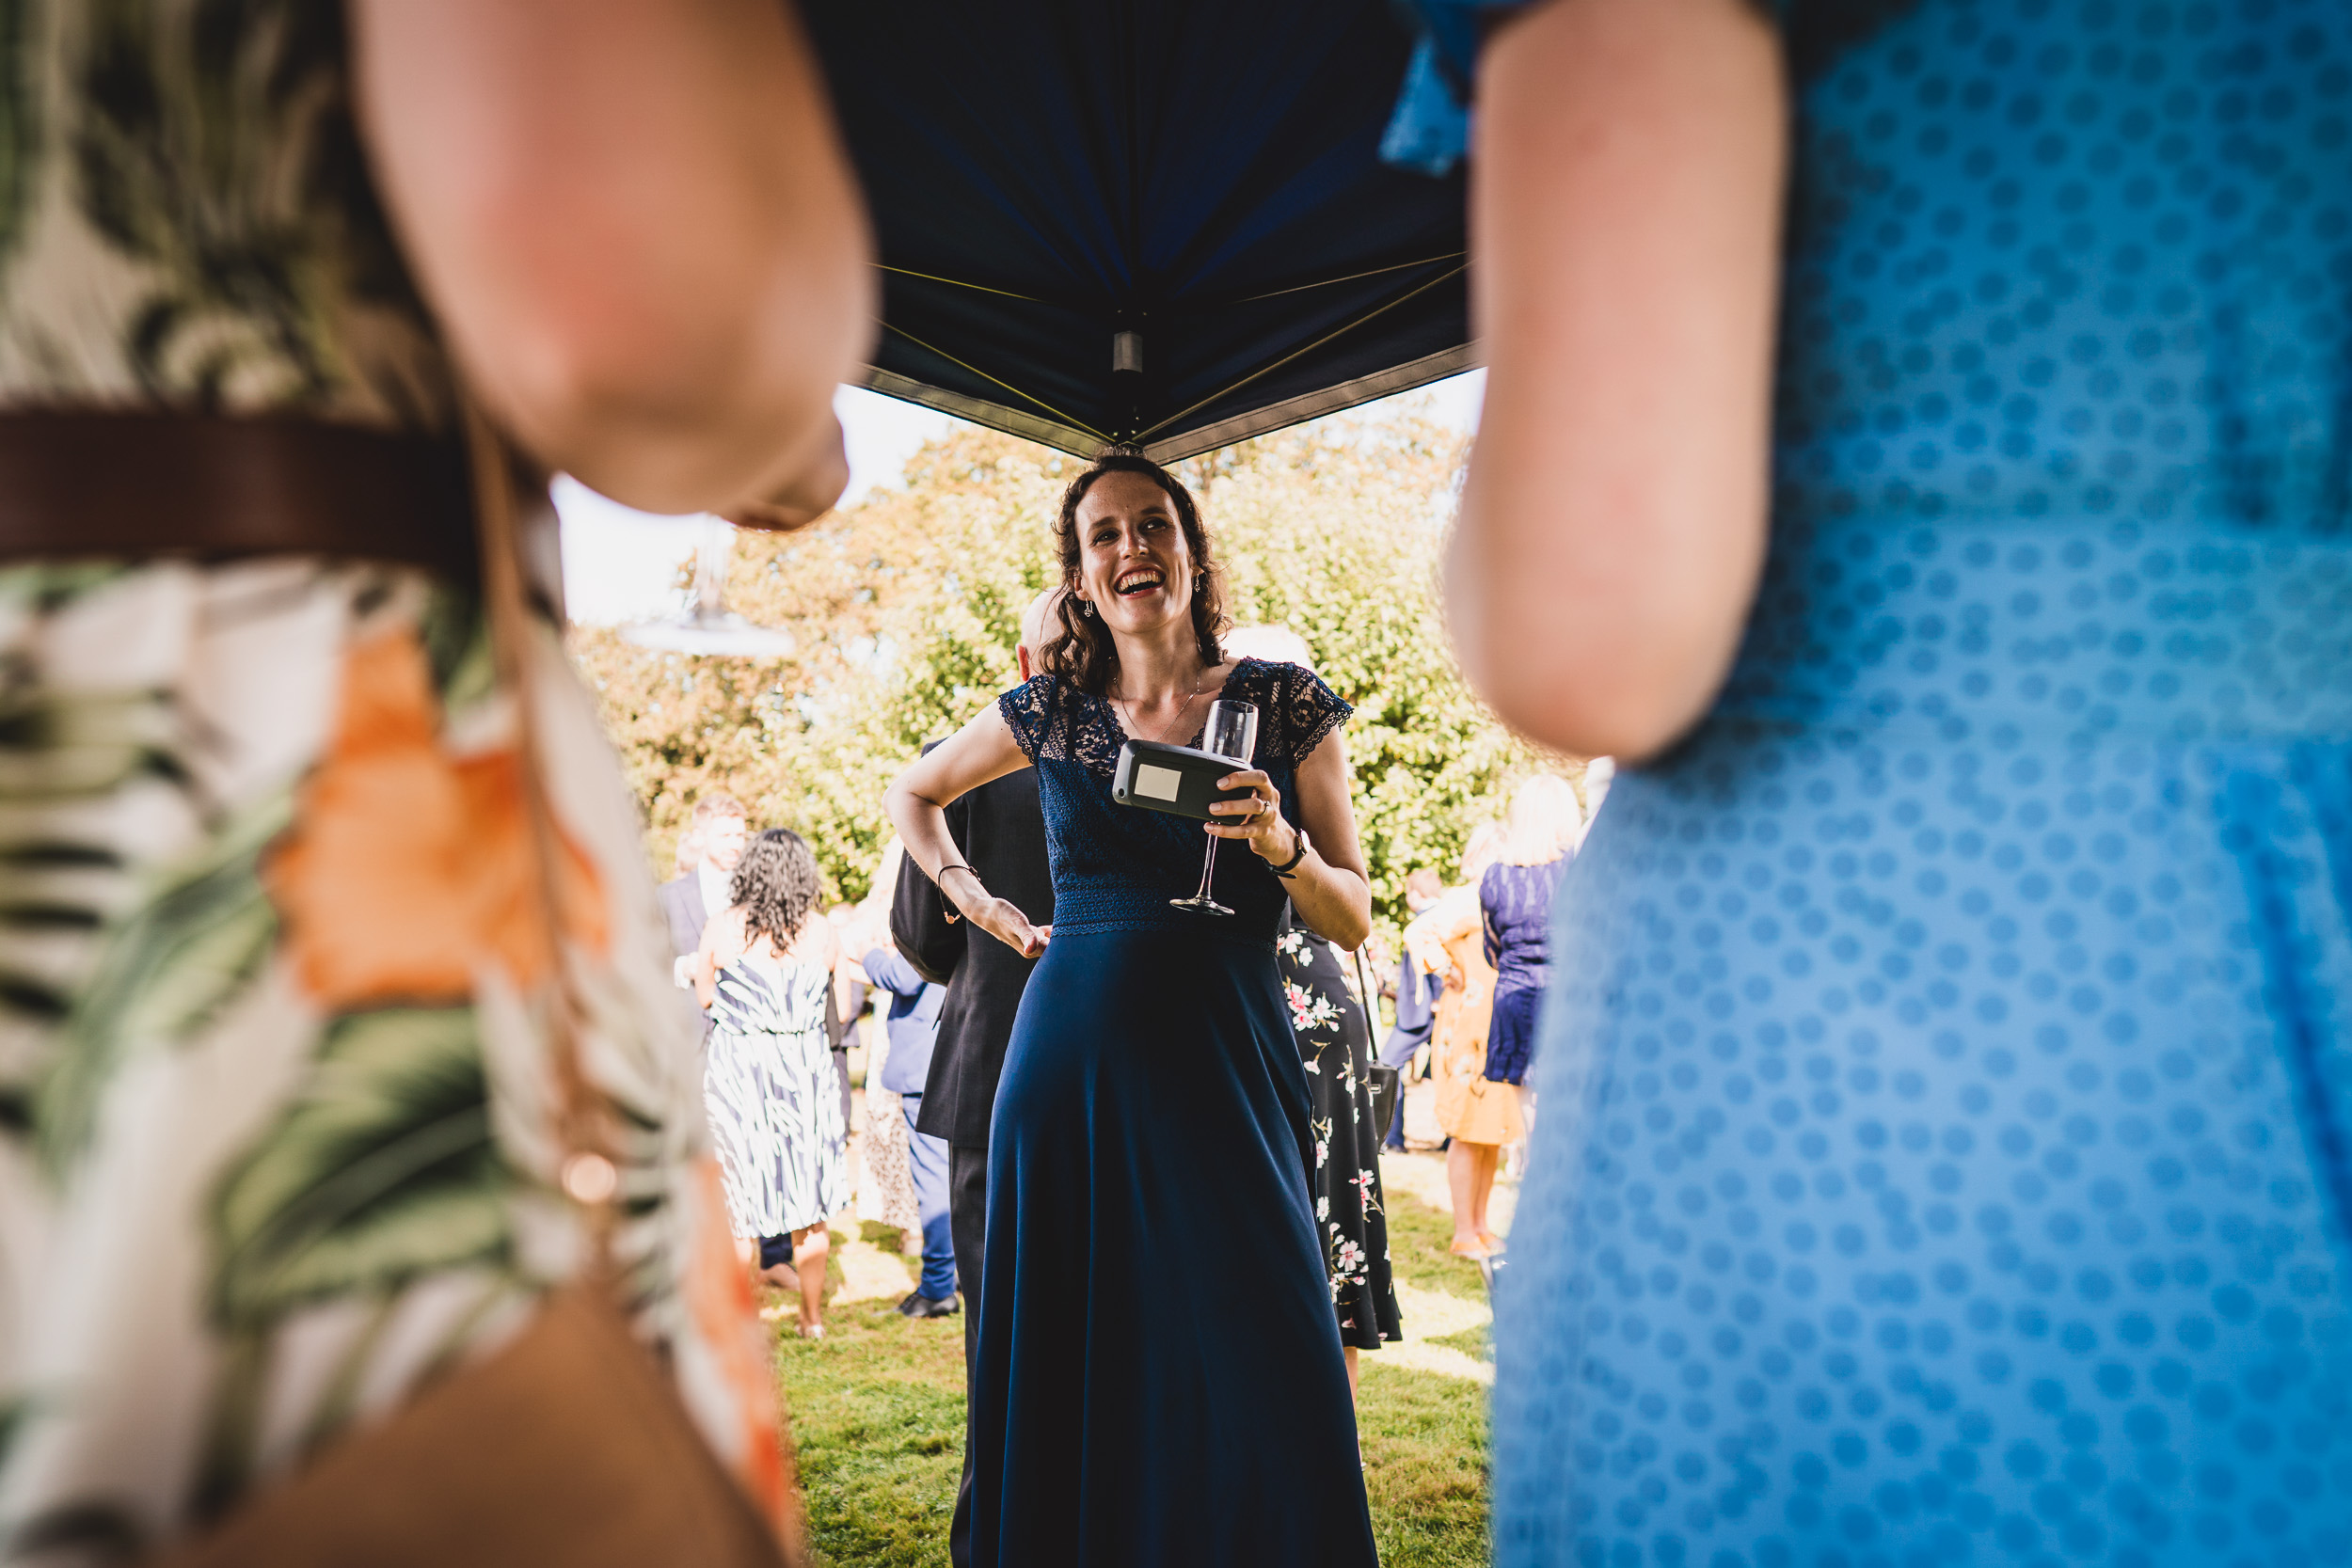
[[885, 452, 1379, 1567], [1393, 0, 2352, 1564]]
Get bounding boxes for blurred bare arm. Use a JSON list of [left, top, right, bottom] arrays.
[[1451, 0, 1786, 760], [354, 0, 874, 517]]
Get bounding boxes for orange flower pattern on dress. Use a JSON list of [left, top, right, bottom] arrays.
[[2, 545, 766, 1554], [266, 630, 608, 1006]]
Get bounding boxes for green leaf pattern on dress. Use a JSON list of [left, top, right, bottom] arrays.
[[209, 1006, 508, 1326], [0, 563, 715, 1556], [0, 1, 36, 268], [0, 0, 452, 423], [32, 789, 284, 1175]]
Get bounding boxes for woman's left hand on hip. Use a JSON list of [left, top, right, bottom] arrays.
[[1208, 768, 1296, 863]]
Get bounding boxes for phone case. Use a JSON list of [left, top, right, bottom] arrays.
[[1111, 738, 1253, 822]]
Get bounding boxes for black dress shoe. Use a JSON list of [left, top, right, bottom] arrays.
[[898, 1291, 961, 1319]]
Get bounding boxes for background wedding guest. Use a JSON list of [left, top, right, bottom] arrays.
[[672, 828, 704, 882], [1578, 755, 1614, 830], [1479, 773, 1581, 1123], [697, 828, 847, 1339], [825, 899, 866, 1133], [1275, 905, 1404, 1395], [659, 793, 750, 1023], [1404, 823, 1511, 1259], [889, 591, 1060, 1568], [1378, 866, 1447, 1151], [845, 866, 924, 1255], [862, 934, 957, 1320], [1225, 624, 1401, 1390]]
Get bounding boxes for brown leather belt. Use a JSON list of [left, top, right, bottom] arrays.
[[0, 410, 477, 580]]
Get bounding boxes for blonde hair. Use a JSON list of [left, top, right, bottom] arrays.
[[1457, 822, 1506, 884], [1500, 773, 1581, 866], [1222, 625, 1313, 668]]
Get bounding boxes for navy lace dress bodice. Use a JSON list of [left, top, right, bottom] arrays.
[[1389, 4, 2352, 1567], [997, 657, 1350, 942], [969, 657, 1375, 1567]]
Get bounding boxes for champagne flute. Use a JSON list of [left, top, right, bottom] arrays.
[[1170, 699, 1260, 917]]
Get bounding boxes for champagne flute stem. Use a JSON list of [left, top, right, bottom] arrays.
[[1195, 836, 1219, 900]]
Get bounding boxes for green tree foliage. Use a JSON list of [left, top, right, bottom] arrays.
[[567, 407, 1556, 938]]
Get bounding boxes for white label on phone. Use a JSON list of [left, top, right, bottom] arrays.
[[1134, 763, 1184, 801]]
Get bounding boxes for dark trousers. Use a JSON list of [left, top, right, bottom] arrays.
[[947, 1141, 987, 1568]]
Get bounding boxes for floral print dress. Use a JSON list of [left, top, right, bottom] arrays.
[[0, 567, 788, 1557], [1276, 909, 1401, 1351], [0, 3, 789, 1558]]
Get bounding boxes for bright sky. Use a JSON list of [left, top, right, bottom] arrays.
[[555, 371, 1486, 626]]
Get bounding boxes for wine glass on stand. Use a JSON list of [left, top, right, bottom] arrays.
[[1170, 699, 1260, 917]]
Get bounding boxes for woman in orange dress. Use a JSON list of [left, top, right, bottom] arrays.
[[1404, 825, 1514, 1258]]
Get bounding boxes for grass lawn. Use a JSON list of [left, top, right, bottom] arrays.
[[773, 1160, 1494, 1565]]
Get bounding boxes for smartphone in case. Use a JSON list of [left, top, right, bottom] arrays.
[[1111, 738, 1253, 823]]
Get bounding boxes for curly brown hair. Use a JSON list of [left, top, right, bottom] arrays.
[[729, 828, 820, 948], [1037, 452, 1226, 696]]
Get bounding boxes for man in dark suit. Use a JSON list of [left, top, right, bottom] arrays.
[[889, 592, 1057, 1568], [656, 793, 747, 1006]]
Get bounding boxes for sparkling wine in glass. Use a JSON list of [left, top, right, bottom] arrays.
[[1170, 699, 1259, 917]]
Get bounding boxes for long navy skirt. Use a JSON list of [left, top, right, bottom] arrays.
[[972, 926, 1378, 1567]]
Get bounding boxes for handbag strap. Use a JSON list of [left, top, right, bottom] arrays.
[[1350, 942, 1381, 1062], [461, 403, 620, 1264]]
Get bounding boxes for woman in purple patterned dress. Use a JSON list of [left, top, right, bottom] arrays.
[[1480, 775, 1583, 1136]]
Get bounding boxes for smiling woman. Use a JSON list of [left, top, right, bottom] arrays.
[[883, 451, 1378, 1566], [1034, 458, 1226, 705]]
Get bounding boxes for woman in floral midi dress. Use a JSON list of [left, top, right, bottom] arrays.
[[1275, 906, 1402, 1387]]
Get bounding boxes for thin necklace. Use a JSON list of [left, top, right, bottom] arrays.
[[1115, 664, 1207, 745]]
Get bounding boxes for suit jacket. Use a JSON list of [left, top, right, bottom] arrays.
[[656, 875, 707, 958], [892, 768, 1054, 1149]]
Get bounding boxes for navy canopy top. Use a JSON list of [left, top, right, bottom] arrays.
[[804, 0, 1469, 461]]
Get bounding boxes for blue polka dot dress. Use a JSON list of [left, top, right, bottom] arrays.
[[1395, 3, 2352, 1565]]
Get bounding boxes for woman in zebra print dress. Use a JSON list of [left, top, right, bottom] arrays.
[[696, 828, 849, 1338]]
